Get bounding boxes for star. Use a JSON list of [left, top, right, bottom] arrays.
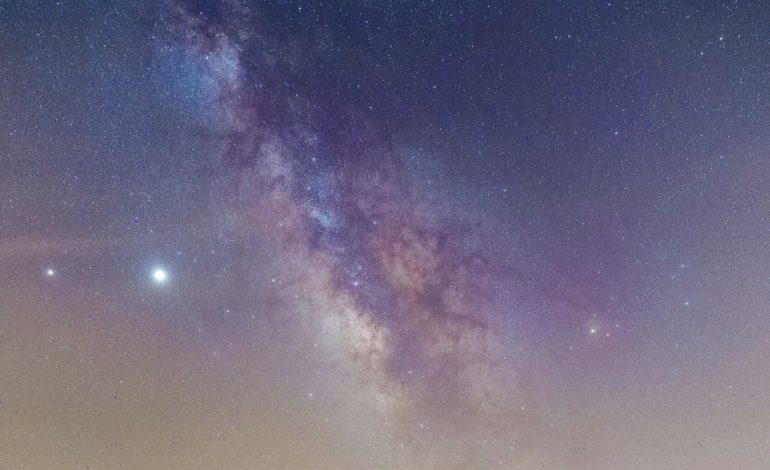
[[45, 268, 55, 277], [151, 267, 168, 284]]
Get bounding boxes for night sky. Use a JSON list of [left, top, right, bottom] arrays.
[[1, 1, 769, 469]]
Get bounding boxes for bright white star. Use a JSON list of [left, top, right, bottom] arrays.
[[152, 268, 168, 284]]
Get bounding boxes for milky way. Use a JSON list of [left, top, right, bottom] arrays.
[[1, 1, 769, 469], [156, 3, 529, 460]]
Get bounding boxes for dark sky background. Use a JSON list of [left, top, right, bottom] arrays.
[[1, 1, 769, 469]]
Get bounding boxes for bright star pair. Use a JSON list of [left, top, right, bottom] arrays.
[[44, 266, 170, 284]]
